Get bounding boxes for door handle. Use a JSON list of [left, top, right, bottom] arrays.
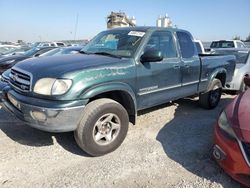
[[173, 65, 180, 69]]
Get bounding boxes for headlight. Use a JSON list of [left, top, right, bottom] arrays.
[[34, 78, 72, 95], [218, 111, 237, 138], [51, 79, 72, 95]]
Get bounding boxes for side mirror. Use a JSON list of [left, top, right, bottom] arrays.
[[140, 49, 163, 63], [244, 75, 250, 87]]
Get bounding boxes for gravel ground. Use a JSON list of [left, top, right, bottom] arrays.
[[0, 94, 245, 188]]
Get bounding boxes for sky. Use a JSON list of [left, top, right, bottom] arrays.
[[0, 0, 250, 42]]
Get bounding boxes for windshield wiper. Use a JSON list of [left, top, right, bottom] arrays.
[[79, 50, 90, 54], [93, 52, 122, 59]]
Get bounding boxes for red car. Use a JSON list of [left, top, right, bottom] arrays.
[[213, 76, 250, 187]]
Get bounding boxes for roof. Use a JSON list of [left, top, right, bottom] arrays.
[[211, 40, 243, 42], [213, 48, 250, 52], [108, 26, 184, 33]]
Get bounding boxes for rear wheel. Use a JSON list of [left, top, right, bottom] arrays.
[[199, 79, 222, 109], [74, 98, 129, 156]]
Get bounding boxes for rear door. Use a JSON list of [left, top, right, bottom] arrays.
[[176, 31, 200, 95], [136, 30, 182, 109]]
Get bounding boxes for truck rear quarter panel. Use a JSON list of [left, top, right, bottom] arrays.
[[199, 55, 236, 92]]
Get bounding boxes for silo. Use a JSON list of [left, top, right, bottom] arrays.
[[156, 16, 162, 27], [161, 14, 172, 27]]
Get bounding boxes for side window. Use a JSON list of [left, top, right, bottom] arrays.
[[237, 42, 244, 48], [176, 32, 196, 58], [145, 31, 177, 58]]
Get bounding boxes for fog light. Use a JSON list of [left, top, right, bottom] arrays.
[[213, 145, 226, 161], [31, 111, 47, 122]]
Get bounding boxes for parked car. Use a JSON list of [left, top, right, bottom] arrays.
[[37, 42, 66, 47], [0, 47, 81, 80], [212, 48, 250, 92], [0, 45, 20, 55], [0, 27, 236, 156], [0, 46, 31, 57], [213, 75, 250, 187], [194, 39, 206, 54], [210, 40, 246, 50], [0, 46, 56, 74], [0, 69, 10, 83], [39, 46, 83, 57]]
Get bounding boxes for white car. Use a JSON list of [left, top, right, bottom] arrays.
[[0, 45, 20, 55], [210, 40, 246, 50], [37, 42, 66, 47], [194, 39, 206, 54]]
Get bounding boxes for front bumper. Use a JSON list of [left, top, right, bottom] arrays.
[[213, 124, 250, 187], [0, 86, 87, 132]]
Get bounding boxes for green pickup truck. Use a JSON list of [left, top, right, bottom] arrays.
[[0, 27, 235, 156]]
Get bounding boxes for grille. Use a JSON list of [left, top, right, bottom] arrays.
[[9, 68, 31, 92]]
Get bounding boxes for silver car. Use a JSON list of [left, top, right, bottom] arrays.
[[212, 48, 250, 91]]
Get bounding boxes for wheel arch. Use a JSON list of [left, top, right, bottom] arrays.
[[207, 69, 226, 91], [80, 82, 137, 125]]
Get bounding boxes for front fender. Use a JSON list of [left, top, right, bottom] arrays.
[[80, 82, 137, 108]]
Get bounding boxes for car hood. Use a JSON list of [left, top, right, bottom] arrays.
[[226, 89, 250, 141], [14, 54, 128, 79]]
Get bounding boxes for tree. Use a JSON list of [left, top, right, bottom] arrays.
[[246, 34, 250, 42], [232, 35, 241, 40]]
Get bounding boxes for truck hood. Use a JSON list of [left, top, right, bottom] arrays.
[[14, 54, 127, 78], [226, 89, 250, 141]]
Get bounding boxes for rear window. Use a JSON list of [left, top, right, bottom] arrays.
[[56, 43, 65, 47], [210, 41, 235, 48]]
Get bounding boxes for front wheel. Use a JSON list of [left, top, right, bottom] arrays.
[[74, 98, 129, 156], [199, 79, 222, 109]]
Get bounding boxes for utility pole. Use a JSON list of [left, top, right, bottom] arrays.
[[74, 13, 79, 40]]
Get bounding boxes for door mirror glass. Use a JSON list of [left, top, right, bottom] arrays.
[[140, 49, 163, 63]]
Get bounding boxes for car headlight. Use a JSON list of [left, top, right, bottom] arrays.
[[218, 111, 237, 138], [34, 78, 72, 95]]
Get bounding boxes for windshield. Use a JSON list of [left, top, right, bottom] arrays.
[[40, 48, 61, 57], [213, 50, 250, 64], [24, 47, 39, 56], [81, 30, 145, 58], [210, 41, 234, 48]]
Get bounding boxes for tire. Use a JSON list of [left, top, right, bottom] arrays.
[[199, 79, 222, 109], [74, 98, 129, 156]]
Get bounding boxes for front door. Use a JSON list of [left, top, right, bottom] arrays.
[[136, 31, 182, 110]]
